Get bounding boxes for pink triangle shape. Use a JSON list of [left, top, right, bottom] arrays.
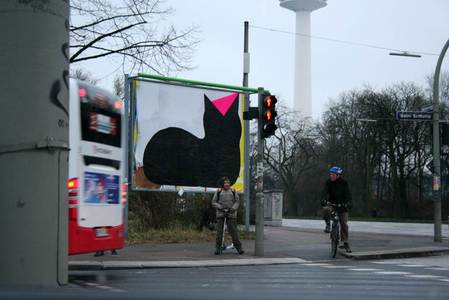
[[211, 93, 238, 116]]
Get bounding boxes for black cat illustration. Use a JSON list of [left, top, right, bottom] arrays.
[[143, 94, 241, 187]]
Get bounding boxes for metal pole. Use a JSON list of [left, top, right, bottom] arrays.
[[432, 38, 449, 243], [243, 21, 251, 232], [255, 88, 265, 256], [124, 74, 130, 238], [137, 73, 259, 94]]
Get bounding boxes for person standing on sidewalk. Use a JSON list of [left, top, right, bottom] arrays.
[[211, 176, 244, 255], [321, 166, 353, 252]]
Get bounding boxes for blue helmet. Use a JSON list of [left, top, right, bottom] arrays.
[[329, 166, 343, 175]]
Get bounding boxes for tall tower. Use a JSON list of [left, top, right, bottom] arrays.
[[279, 0, 327, 117]]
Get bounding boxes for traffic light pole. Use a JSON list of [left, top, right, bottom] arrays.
[[255, 88, 265, 256], [242, 21, 251, 232]]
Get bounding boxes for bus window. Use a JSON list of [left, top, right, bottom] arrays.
[[80, 103, 122, 147]]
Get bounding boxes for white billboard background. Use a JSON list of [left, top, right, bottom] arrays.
[[133, 79, 244, 192]]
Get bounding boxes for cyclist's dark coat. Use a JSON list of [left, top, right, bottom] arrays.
[[321, 177, 352, 212]]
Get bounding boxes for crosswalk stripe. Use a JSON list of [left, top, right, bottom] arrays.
[[398, 264, 426, 268], [375, 271, 411, 275], [371, 261, 401, 265], [404, 274, 445, 279], [427, 267, 449, 271], [348, 268, 381, 271]]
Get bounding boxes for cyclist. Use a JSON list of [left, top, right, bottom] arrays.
[[321, 166, 353, 253]]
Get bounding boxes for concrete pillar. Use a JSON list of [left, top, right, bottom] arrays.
[[0, 0, 70, 287]]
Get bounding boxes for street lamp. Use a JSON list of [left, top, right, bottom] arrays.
[[431, 38, 449, 242], [389, 51, 422, 58], [390, 45, 449, 242]]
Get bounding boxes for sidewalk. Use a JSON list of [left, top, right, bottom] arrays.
[[69, 219, 449, 270]]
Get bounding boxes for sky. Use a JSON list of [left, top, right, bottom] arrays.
[[76, 0, 449, 121]]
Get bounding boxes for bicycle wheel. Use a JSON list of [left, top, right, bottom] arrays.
[[330, 222, 340, 258]]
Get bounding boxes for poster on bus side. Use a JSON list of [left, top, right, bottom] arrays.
[[130, 79, 246, 193], [84, 172, 120, 204]]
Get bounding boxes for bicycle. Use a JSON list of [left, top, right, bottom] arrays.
[[328, 203, 341, 258]]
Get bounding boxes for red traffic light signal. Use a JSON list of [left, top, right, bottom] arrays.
[[262, 95, 278, 138]]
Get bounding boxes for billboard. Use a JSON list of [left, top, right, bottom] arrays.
[[130, 79, 245, 192]]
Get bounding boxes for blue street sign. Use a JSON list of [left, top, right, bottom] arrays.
[[396, 111, 433, 121]]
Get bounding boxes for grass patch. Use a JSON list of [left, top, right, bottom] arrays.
[[126, 224, 255, 246]]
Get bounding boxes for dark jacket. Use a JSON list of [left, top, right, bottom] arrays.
[[321, 177, 352, 212]]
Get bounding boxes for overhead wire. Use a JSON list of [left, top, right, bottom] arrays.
[[250, 24, 441, 57]]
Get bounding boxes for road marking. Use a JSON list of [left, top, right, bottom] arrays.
[[348, 268, 381, 272], [404, 274, 445, 279], [302, 263, 331, 266], [398, 264, 426, 268], [371, 261, 402, 265], [95, 285, 112, 290], [71, 279, 126, 293], [320, 265, 352, 269], [427, 267, 449, 271], [375, 271, 411, 275], [439, 279, 449, 282], [81, 282, 98, 287]]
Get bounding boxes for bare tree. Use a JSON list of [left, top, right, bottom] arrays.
[[113, 74, 125, 99], [426, 71, 449, 103], [264, 106, 319, 216], [71, 68, 99, 85], [321, 84, 432, 219], [70, 0, 199, 75]]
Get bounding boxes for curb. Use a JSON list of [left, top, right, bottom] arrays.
[[340, 246, 449, 260], [69, 257, 307, 271]]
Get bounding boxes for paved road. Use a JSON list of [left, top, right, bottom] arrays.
[[283, 218, 449, 237], [69, 220, 449, 267], [4, 255, 448, 299], [378, 255, 449, 268], [67, 255, 449, 299]]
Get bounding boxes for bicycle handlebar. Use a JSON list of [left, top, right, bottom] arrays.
[[326, 202, 351, 209]]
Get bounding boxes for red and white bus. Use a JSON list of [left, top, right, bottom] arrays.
[[68, 78, 126, 256]]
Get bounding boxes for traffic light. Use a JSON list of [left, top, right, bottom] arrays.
[[262, 94, 278, 138]]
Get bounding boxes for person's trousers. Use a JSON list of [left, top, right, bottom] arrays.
[[338, 211, 349, 243], [216, 217, 242, 251]]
